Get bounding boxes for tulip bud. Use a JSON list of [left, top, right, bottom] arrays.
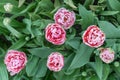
[[3, 17, 11, 26], [99, 48, 115, 63], [4, 3, 13, 12], [114, 61, 119, 67]]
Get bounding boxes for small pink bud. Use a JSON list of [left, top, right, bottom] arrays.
[[99, 48, 115, 63]]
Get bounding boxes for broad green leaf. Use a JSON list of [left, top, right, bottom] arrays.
[[9, 37, 27, 49], [18, 0, 25, 7], [100, 11, 119, 16], [28, 47, 55, 58], [32, 77, 42, 80], [54, 69, 79, 80], [98, 21, 120, 39], [107, 0, 120, 11], [67, 28, 76, 40], [66, 37, 80, 49], [0, 26, 9, 35], [54, 0, 61, 8], [107, 74, 116, 80], [78, 4, 96, 30], [34, 0, 54, 14], [34, 59, 47, 78], [23, 19, 34, 38], [0, 61, 8, 80], [105, 39, 117, 47], [64, 53, 75, 70], [32, 19, 53, 29], [117, 14, 120, 24], [89, 57, 103, 80], [89, 75, 100, 80], [64, 0, 77, 9], [95, 57, 103, 80], [11, 2, 36, 19], [0, 48, 5, 58], [84, 0, 94, 9], [68, 43, 94, 70], [26, 56, 39, 76], [89, 58, 110, 80], [102, 64, 110, 80]]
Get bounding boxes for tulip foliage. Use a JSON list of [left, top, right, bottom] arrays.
[[1, 0, 120, 80]]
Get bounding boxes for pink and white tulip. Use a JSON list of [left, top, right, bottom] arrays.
[[4, 50, 27, 76], [45, 23, 66, 45], [82, 25, 105, 48], [99, 48, 115, 63], [47, 52, 64, 72], [54, 8, 75, 29]]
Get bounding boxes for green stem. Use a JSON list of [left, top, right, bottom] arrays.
[[5, 24, 23, 38]]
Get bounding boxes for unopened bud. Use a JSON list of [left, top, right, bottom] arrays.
[[3, 18, 11, 26], [4, 3, 13, 12], [82, 71, 87, 77], [25, 36, 30, 41], [114, 61, 119, 67]]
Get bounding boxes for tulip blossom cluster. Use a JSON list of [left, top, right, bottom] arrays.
[[4, 50, 27, 76], [82, 25, 105, 48], [45, 8, 76, 45], [47, 52, 64, 72]]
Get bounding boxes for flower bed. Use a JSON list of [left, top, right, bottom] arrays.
[[0, 0, 120, 80]]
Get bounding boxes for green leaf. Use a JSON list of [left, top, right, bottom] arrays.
[[18, 0, 25, 7], [98, 0, 106, 3], [102, 64, 110, 80], [34, 59, 47, 78], [105, 39, 117, 47], [26, 56, 39, 76], [23, 19, 34, 38], [107, 0, 120, 11], [26, 56, 47, 78], [34, 0, 54, 14], [66, 37, 80, 49], [100, 11, 119, 16], [98, 21, 120, 39], [54, 69, 79, 80], [89, 75, 100, 80], [68, 43, 94, 70], [28, 47, 55, 58], [64, 53, 75, 70], [78, 4, 96, 30], [117, 14, 120, 24], [0, 61, 8, 80], [9, 37, 27, 49], [64, 0, 77, 9], [54, 0, 61, 8], [84, 0, 94, 9], [112, 63, 120, 77], [3, 18, 23, 38], [95, 57, 103, 80]]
